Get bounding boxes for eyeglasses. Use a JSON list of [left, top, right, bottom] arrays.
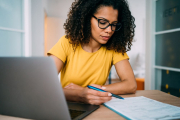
[[92, 15, 121, 31]]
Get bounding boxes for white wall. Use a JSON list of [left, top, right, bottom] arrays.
[[43, 0, 74, 53], [31, 0, 72, 56], [46, 17, 65, 52], [31, 0, 44, 56], [127, 0, 146, 55], [127, 0, 146, 78], [43, 0, 74, 18]]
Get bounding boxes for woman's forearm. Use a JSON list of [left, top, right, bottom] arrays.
[[103, 79, 137, 95], [63, 88, 84, 102]]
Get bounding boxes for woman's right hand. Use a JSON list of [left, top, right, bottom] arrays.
[[80, 84, 112, 105]]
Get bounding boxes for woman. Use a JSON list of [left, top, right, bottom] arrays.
[[48, 0, 136, 105]]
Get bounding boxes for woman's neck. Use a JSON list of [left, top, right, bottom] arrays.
[[82, 39, 101, 53]]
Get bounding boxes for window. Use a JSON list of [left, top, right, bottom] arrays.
[[0, 0, 31, 57], [146, 0, 180, 97]]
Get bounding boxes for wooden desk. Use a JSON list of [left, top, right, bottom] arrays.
[[1, 90, 180, 120]]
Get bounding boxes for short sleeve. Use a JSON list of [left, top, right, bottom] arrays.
[[112, 52, 129, 65], [47, 35, 71, 63]]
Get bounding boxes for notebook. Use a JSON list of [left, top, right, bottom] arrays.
[[0, 57, 99, 120], [104, 96, 180, 120]]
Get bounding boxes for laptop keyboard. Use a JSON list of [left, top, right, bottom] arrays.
[[69, 109, 86, 119]]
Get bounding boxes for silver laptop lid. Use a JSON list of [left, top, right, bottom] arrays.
[[0, 57, 71, 120]]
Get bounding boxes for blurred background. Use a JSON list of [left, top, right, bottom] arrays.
[[0, 0, 180, 97]]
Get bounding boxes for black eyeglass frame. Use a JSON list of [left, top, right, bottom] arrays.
[[92, 15, 121, 31]]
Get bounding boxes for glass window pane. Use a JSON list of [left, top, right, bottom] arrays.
[[161, 70, 180, 97], [0, 30, 23, 56], [155, 31, 180, 69], [0, 0, 23, 29], [156, 0, 180, 31]]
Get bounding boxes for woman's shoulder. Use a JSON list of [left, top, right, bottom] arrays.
[[59, 35, 71, 45], [57, 35, 74, 55]]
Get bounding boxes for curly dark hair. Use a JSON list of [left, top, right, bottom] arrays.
[[64, 0, 135, 54]]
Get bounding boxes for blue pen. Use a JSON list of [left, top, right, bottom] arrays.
[[87, 85, 124, 100]]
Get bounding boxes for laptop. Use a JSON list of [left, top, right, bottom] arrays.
[[0, 57, 99, 120]]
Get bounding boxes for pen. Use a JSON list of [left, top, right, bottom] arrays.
[[87, 85, 124, 100]]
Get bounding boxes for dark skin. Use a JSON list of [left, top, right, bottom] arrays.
[[50, 6, 136, 105]]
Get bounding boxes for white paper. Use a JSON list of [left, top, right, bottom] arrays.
[[104, 96, 180, 120]]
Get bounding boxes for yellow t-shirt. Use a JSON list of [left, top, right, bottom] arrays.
[[48, 35, 129, 87]]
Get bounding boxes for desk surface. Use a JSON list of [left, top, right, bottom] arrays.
[[1, 90, 180, 120]]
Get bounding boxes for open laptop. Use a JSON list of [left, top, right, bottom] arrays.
[[0, 57, 99, 120]]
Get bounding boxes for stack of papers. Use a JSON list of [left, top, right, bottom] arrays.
[[104, 96, 180, 120]]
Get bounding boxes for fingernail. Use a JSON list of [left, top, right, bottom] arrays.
[[101, 86, 106, 89], [112, 97, 116, 99], [108, 93, 112, 96]]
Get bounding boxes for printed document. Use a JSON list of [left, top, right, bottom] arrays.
[[104, 96, 180, 120]]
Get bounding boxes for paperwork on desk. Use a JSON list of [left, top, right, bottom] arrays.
[[104, 96, 180, 120]]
